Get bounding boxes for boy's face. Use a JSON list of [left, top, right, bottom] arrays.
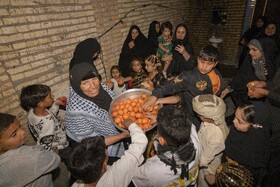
[[0, 119, 26, 153], [40, 92, 54, 108], [197, 57, 217, 74]]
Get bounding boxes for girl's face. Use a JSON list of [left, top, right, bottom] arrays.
[[248, 44, 262, 60], [155, 23, 160, 33], [41, 92, 54, 108], [265, 24, 276, 36], [0, 119, 26, 153], [176, 26, 187, 40], [256, 18, 264, 28], [145, 63, 156, 73], [233, 108, 251, 132], [80, 77, 100, 97], [132, 60, 143, 73], [163, 27, 171, 38], [111, 69, 121, 79], [131, 29, 139, 40]]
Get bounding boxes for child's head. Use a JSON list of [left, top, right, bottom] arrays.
[[145, 55, 163, 73], [68, 136, 107, 184], [20, 84, 53, 111], [110, 65, 121, 79], [130, 57, 144, 73], [233, 101, 263, 132], [192, 94, 226, 125], [157, 105, 192, 147], [0, 113, 26, 154], [197, 45, 219, 74], [161, 21, 173, 37]]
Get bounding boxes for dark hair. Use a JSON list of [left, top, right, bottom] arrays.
[[0, 113, 16, 135], [20, 84, 51, 111], [239, 102, 255, 124], [199, 45, 220, 62], [68, 136, 106, 184], [157, 105, 192, 146], [110, 65, 121, 77], [161, 21, 173, 36]]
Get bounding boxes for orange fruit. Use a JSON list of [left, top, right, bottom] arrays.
[[135, 112, 143, 119], [114, 116, 122, 124], [112, 111, 118, 117], [130, 111, 136, 117], [128, 106, 133, 112], [118, 109, 124, 115], [123, 108, 128, 114], [141, 93, 148, 99], [126, 99, 132, 104], [123, 113, 130, 120]]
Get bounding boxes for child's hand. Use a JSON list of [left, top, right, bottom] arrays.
[[117, 79, 125, 87], [144, 113, 157, 124], [106, 80, 113, 89], [123, 118, 134, 129], [143, 96, 157, 112], [56, 96, 67, 106]]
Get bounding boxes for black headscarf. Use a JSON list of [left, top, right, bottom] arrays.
[[69, 63, 112, 111], [148, 21, 161, 55], [69, 38, 101, 70]]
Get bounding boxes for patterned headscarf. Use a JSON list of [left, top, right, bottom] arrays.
[[248, 39, 267, 80], [192, 94, 229, 139]]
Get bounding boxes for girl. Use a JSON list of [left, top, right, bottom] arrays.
[[142, 55, 166, 91], [106, 66, 127, 95], [156, 21, 173, 60], [129, 57, 147, 89], [223, 101, 270, 186]]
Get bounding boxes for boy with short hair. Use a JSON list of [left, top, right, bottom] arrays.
[[68, 118, 148, 187], [20, 84, 70, 160], [132, 105, 201, 187], [0, 113, 60, 186], [143, 45, 224, 129]]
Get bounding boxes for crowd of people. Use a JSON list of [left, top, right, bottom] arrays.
[[0, 18, 279, 187]]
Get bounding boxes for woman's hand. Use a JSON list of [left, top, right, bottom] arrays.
[[174, 44, 186, 54], [128, 40, 135, 49], [220, 87, 233, 99], [247, 81, 266, 89], [248, 87, 269, 98], [143, 95, 157, 112]]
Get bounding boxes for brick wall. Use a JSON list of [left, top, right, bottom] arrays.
[[1, 0, 246, 144]]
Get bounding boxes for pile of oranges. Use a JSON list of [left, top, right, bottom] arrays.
[[111, 93, 160, 131]]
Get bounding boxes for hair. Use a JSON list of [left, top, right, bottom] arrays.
[[20, 84, 51, 112], [0, 113, 16, 135], [157, 105, 192, 147], [68, 136, 106, 184], [130, 57, 144, 72], [110, 65, 121, 77], [145, 55, 163, 72], [161, 21, 173, 36], [199, 44, 220, 63], [238, 102, 263, 129]]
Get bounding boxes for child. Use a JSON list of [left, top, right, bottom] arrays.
[[0, 113, 60, 186], [20, 84, 71, 161], [133, 105, 201, 186], [156, 21, 173, 59], [143, 45, 225, 130], [192, 94, 229, 186], [129, 57, 148, 89], [106, 65, 127, 95], [68, 118, 148, 187], [141, 54, 166, 91]]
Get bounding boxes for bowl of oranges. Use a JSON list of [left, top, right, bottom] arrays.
[[109, 89, 160, 132]]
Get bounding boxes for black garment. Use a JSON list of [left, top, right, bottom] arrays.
[[152, 67, 224, 123], [148, 21, 161, 55], [167, 24, 196, 76], [69, 38, 101, 70], [151, 72, 166, 89], [230, 38, 278, 106], [224, 101, 271, 186], [118, 25, 150, 77]]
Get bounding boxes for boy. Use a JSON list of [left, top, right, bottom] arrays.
[[143, 45, 224, 129], [20, 84, 70, 161], [68, 118, 148, 187], [192, 94, 229, 186], [0, 113, 60, 186], [132, 105, 201, 187]]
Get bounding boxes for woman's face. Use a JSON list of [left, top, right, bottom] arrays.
[[155, 23, 160, 33], [256, 18, 264, 28], [176, 26, 187, 40], [248, 44, 262, 60], [80, 77, 100, 97], [131, 29, 139, 40], [265, 24, 276, 36], [233, 107, 251, 132]]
